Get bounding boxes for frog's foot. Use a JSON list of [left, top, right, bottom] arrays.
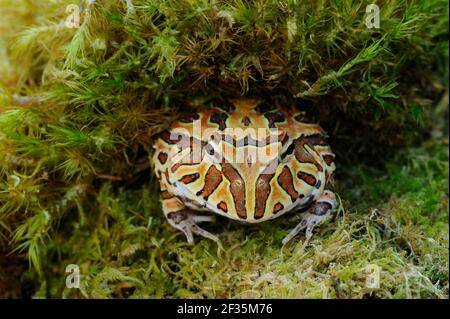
[[282, 190, 336, 245], [167, 210, 219, 244]]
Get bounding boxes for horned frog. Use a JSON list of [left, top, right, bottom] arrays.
[[152, 98, 337, 244]]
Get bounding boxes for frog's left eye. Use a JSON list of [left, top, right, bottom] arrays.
[[204, 143, 215, 156], [204, 140, 223, 162]]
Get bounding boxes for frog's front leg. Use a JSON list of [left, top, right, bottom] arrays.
[[162, 196, 219, 244], [282, 190, 337, 244]]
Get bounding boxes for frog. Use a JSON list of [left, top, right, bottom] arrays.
[[151, 98, 337, 244]]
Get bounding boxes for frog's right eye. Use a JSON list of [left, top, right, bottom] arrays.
[[280, 142, 295, 161]]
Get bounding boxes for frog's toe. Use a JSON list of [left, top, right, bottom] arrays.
[[282, 217, 308, 245], [282, 212, 325, 245], [282, 190, 337, 244], [180, 221, 219, 244], [180, 225, 194, 244], [168, 211, 219, 244], [304, 213, 327, 239], [190, 223, 220, 242], [192, 215, 216, 223]]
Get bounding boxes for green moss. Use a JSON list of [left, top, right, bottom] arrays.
[[0, 0, 448, 298]]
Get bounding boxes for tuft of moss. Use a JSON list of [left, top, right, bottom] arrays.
[[0, 0, 448, 298]]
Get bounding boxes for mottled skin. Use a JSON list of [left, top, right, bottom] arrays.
[[152, 98, 337, 244]]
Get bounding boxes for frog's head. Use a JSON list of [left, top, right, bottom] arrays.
[[205, 125, 288, 220], [200, 121, 323, 221]]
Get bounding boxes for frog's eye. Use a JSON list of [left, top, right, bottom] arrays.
[[280, 142, 295, 161], [204, 143, 214, 155], [204, 141, 222, 163]]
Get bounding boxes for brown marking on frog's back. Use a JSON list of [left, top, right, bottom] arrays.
[[254, 160, 278, 219], [277, 166, 299, 202], [179, 173, 200, 184], [294, 137, 323, 172], [221, 163, 247, 219], [297, 171, 317, 186], [196, 165, 223, 200]]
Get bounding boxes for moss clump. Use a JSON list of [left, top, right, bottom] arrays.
[[0, 0, 448, 298]]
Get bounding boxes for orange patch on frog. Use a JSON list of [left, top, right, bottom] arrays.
[[273, 203, 284, 214], [217, 201, 228, 213]]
